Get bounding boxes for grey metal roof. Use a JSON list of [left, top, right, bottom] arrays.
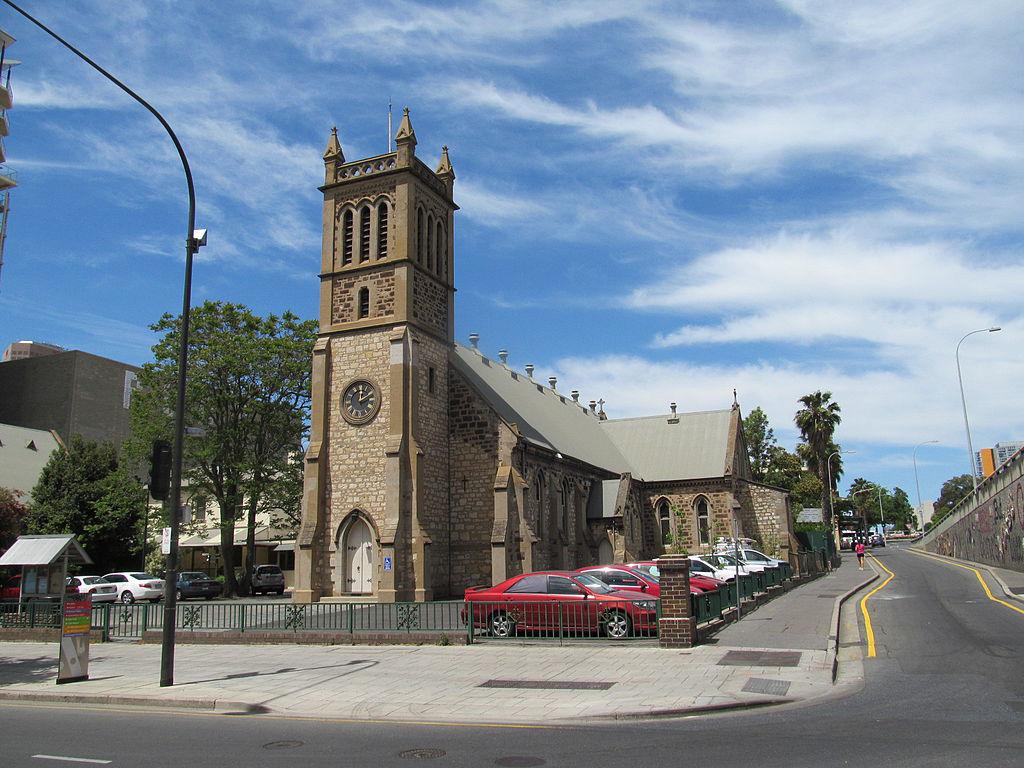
[[0, 534, 92, 566], [600, 410, 734, 482], [0, 422, 61, 501], [450, 344, 632, 474]]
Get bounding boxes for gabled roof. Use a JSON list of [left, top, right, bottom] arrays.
[[600, 410, 735, 482], [0, 422, 62, 500], [450, 344, 631, 475], [0, 534, 92, 566]]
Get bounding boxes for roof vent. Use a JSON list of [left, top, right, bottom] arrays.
[[498, 349, 508, 364], [468, 333, 479, 349], [668, 402, 679, 424], [525, 364, 534, 378], [670, 402, 677, 416], [548, 376, 557, 390], [571, 390, 579, 402], [589, 400, 597, 412]]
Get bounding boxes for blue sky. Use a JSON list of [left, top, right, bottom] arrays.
[[1, 0, 1021, 506]]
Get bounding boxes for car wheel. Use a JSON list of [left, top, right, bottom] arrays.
[[603, 610, 632, 640], [120, 591, 135, 604], [488, 610, 514, 638]]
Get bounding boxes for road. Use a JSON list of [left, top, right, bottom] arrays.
[[4, 546, 1023, 768]]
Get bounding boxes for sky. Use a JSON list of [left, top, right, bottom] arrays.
[[1, 0, 1021, 506]]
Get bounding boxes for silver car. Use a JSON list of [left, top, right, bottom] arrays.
[[66, 576, 118, 603], [251, 564, 285, 596]]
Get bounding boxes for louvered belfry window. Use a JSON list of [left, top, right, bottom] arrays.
[[342, 210, 353, 265], [359, 206, 370, 262], [358, 287, 370, 319], [377, 202, 388, 259]]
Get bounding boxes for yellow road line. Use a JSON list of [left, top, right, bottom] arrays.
[[907, 549, 1024, 617], [859, 555, 895, 658]]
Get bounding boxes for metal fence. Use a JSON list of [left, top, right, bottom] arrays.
[[1, 563, 794, 643]]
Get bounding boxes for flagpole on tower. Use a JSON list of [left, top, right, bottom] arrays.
[[388, 98, 393, 152]]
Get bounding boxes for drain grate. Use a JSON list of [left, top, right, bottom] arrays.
[[480, 679, 615, 690], [495, 758, 547, 767], [263, 741, 304, 750], [399, 748, 447, 759], [742, 677, 792, 696], [718, 650, 801, 667]]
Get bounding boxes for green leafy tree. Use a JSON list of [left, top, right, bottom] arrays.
[[762, 447, 804, 491], [25, 436, 147, 573], [933, 474, 975, 524], [742, 407, 777, 482], [889, 488, 915, 531], [791, 471, 823, 509], [794, 391, 842, 527], [128, 301, 317, 596], [0, 487, 29, 555]]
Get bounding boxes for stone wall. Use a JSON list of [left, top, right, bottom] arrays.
[[323, 331, 393, 595], [735, 481, 793, 558], [645, 483, 735, 555], [448, 368, 501, 593], [411, 269, 449, 337], [330, 268, 396, 325], [922, 451, 1024, 574]]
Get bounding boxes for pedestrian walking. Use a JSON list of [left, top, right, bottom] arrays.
[[855, 540, 866, 570]]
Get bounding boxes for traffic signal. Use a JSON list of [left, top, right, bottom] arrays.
[[148, 439, 172, 501]]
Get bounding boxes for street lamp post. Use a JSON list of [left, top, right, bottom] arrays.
[[956, 327, 1001, 493], [5, 1, 205, 687], [913, 440, 940, 529]]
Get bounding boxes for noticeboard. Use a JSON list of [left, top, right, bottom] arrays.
[[57, 595, 91, 684]]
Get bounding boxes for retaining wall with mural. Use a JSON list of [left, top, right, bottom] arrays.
[[918, 449, 1024, 574]]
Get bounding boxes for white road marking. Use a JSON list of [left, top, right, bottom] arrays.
[[32, 756, 112, 765]]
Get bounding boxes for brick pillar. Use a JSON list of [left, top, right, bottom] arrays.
[[656, 554, 695, 648]]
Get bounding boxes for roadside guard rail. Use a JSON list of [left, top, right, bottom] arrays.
[[0, 563, 794, 642]]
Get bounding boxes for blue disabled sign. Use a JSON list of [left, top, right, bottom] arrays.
[[384, 556, 392, 572]]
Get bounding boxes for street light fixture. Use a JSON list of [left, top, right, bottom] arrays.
[[4, 0, 205, 687], [913, 440, 940, 529], [956, 327, 1001, 493]]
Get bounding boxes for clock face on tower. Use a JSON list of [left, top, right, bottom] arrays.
[[340, 379, 381, 425]]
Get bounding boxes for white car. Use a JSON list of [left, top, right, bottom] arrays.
[[689, 555, 749, 581], [65, 576, 118, 603], [715, 546, 786, 571], [102, 572, 165, 604]]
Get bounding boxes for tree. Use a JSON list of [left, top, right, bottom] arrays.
[[890, 488, 915, 531], [0, 487, 29, 555], [25, 436, 147, 573], [742, 407, 777, 482], [762, 447, 805, 492], [933, 474, 975, 524], [128, 301, 317, 596], [794, 391, 842, 527]]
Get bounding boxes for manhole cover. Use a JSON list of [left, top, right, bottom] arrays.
[[742, 677, 792, 696], [399, 748, 447, 759], [495, 758, 546, 767], [718, 650, 801, 667], [263, 741, 304, 750]]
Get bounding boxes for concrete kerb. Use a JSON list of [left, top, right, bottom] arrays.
[[827, 566, 879, 683], [0, 689, 250, 713], [908, 545, 1024, 606]]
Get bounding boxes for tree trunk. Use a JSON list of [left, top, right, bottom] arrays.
[[242, 493, 258, 596], [218, 484, 241, 597]]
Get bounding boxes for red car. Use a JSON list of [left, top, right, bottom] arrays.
[[1, 574, 20, 601], [575, 564, 705, 597], [464, 571, 658, 639], [625, 561, 727, 593]]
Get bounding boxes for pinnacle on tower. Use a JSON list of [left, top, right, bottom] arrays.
[[323, 126, 344, 162], [395, 107, 417, 167], [435, 145, 454, 178]]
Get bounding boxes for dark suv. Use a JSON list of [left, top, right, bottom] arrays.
[[251, 564, 285, 596]]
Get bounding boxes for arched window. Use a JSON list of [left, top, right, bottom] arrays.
[[695, 497, 710, 546], [359, 205, 370, 262], [342, 210, 353, 265], [427, 217, 435, 272], [436, 224, 444, 277], [535, 470, 545, 539], [358, 287, 370, 319], [416, 208, 425, 264], [558, 482, 569, 533], [657, 499, 671, 544], [376, 202, 388, 259]]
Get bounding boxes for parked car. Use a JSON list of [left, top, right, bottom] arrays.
[[869, 534, 886, 547], [623, 561, 727, 592], [102, 572, 165, 604], [65, 576, 118, 603], [251, 564, 286, 596], [1, 573, 20, 601], [176, 572, 221, 601], [464, 571, 658, 639], [690, 554, 751, 580], [575, 564, 705, 596], [714, 546, 786, 569]]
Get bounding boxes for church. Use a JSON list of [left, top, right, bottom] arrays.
[[293, 111, 794, 603]]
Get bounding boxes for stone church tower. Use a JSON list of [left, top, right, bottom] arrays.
[[293, 109, 457, 603]]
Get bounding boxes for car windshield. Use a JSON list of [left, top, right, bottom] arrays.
[[257, 566, 281, 574], [633, 564, 658, 578], [706, 555, 737, 568], [81, 577, 107, 585], [130, 573, 157, 580], [573, 573, 615, 594]]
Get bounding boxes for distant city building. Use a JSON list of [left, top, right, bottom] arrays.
[[2, 340, 65, 362], [0, 349, 140, 448], [975, 441, 1024, 477], [916, 500, 936, 528], [0, 423, 62, 502], [0, 28, 17, 288]]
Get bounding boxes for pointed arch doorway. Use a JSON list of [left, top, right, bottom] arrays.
[[340, 515, 374, 595]]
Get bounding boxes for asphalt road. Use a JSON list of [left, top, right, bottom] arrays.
[[4, 546, 1023, 768]]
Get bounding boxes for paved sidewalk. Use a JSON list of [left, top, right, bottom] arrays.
[[0, 562, 875, 724]]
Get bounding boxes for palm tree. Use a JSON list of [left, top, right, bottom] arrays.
[[795, 391, 842, 526]]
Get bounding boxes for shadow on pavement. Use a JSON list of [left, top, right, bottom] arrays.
[[0, 654, 57, 684]]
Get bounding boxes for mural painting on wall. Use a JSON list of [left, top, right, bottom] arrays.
[[934, 479, 1024, 571]]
